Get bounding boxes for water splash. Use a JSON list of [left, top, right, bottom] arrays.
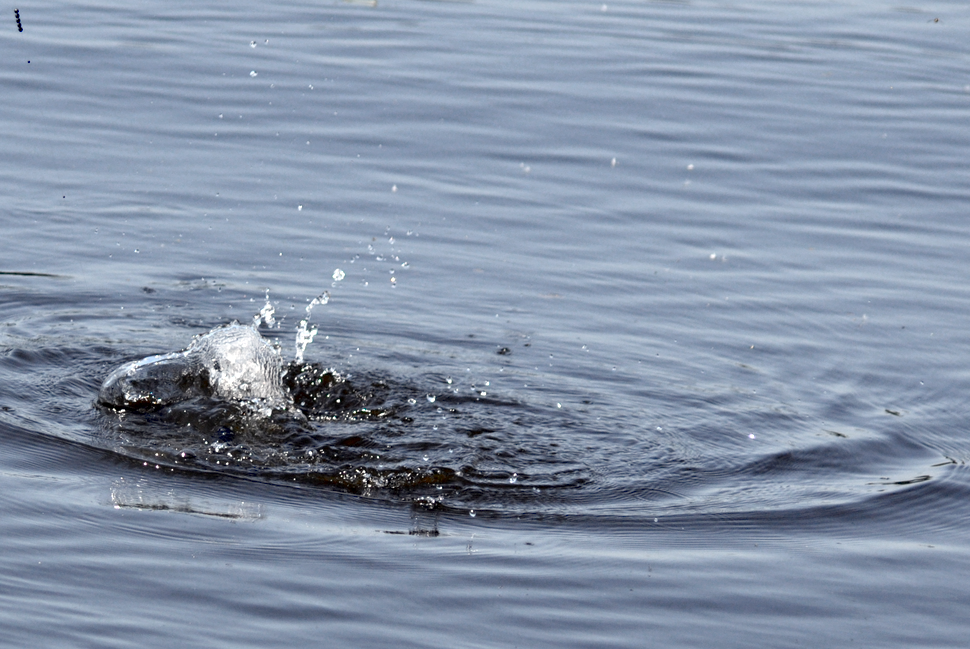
[[295, 292, 330, 363], [92, 300, 590, 508], [99, 322, 289, 414], [253, 290, 277, 329]]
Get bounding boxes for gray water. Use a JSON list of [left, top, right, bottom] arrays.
[[3, 1, 970, 646]]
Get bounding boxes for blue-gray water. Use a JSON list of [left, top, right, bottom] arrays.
[[3, 0, 970, 646]]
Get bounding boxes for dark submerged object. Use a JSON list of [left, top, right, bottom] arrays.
[[96, 322, 586, 505]]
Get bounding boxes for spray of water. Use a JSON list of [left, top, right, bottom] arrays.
[[253, 289, 277, 329], [295, 292, 330, 364], [256, 265, 343, 364]]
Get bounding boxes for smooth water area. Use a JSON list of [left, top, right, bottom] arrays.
[[3, 1, 970, 646]]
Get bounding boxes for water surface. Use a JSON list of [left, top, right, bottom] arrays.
[[2, 0, 970, 646]]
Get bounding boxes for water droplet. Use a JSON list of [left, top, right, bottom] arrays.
[[611, 157, 617, 167], [469, 510, 476, 518], [332, 268, 345, 281], [426, 394, 436, 403], [294, 293, 330, 363], [254, 292, 276, 328], [422, 455, 429, 462], [748, 433, 756, 439], [556, 403, 562, 408], [391, 184, 398, 192], [250, 41, 257, 48], [687, 163, 694, 171], [250, 70, 257, 77], [445, 377, 452, 385], [509, 473, 518, 484], [297, 205, 303, 211]]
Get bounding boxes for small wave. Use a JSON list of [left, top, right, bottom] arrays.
[[0, 288, 958, 524]]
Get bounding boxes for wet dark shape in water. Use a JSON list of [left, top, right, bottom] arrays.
[[96, 322, 587, 507]]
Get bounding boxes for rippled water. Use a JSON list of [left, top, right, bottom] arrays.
[[3, 0, 970, 646]]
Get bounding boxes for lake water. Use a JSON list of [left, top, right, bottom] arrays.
[[3, 0, 970, 646]]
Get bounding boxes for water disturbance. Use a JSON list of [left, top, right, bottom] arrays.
[[91, 294, 591, 512], [3, 0, 970, 647]]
